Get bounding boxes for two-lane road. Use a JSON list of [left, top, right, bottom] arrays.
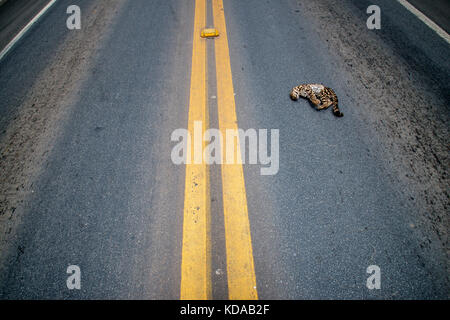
[[0, 0, 448, 299]]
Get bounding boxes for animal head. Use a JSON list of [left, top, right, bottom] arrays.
[[290, 84, 309, 101]]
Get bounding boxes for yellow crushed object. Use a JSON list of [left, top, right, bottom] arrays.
[[201, 28, 219, 38]]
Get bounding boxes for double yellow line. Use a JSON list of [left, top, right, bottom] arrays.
[[180, 0, 258, 300]]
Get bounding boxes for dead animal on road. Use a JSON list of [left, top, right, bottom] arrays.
[[290, 84, 343, 117]]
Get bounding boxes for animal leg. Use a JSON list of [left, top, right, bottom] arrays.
[[317, 100, 332, 110]]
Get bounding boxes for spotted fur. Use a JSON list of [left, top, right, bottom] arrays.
[[290, 84, 343, 117]]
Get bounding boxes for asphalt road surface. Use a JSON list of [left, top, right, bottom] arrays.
[[0, 0, 448, 299], [0, 0, 52, 52]]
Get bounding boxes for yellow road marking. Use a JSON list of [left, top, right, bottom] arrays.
[[180, 0, 211, 300], [213, 0, 258, 300]]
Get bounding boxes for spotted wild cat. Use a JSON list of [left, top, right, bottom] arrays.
[[290, 84, 343, 117]]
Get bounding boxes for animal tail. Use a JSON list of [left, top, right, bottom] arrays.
[[332, 97, 343, 117]]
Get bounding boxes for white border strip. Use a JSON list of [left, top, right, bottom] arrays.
[[397, 0, 450, 44], [0, 0, 58, 62]]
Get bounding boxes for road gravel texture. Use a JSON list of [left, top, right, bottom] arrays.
[[0, 0, 125, 267]]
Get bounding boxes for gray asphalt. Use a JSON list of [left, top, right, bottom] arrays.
[[0, 0, 52, 51], [0, 0, 192, 299], [226, 0, 449, 299], [407, 0, 450, 34], [0, 0, 448, 299]]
